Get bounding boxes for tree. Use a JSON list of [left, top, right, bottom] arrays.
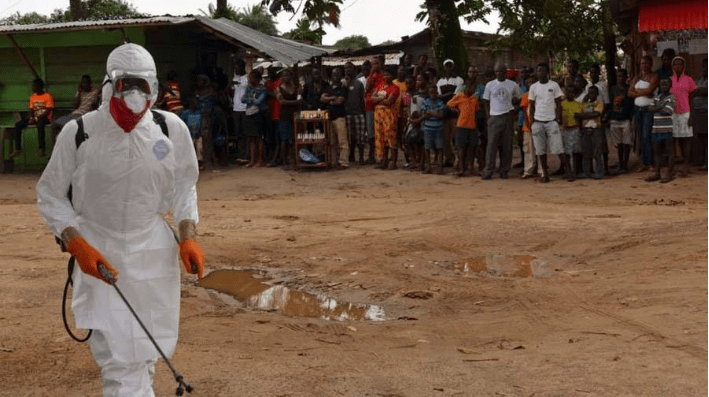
[[70, 0, 85, 21], [81, 0, 144, 20], [213, 3, 279, 35], [0, 12, 50, 25], [333, 35, 370, 50], [261, 0, 617, 78], [283, 19, 326, 45], [417, 0, 471, 73], [0, 0, 144, 25]]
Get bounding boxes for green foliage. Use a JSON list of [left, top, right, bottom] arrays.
[[260, 0, 343, 27], [333, 35, 370, 50], [0, 0, 144, 25], [489, 0, 604, 61], [211, 3, 279, 35], [259, 0, 617, 75], [283, 18, 326, 44], [82, 0, 145, 20], [0, 12, 50, 25]]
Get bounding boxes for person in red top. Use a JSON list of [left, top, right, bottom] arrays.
[[365, 56, 385, 163], [372, 66, 400, 169], [11, 78, 54, 158], [265, 65, 282, 164], [163, 71, 185, 114]]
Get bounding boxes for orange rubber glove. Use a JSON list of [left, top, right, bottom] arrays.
[[179, 239, 205, 279], [66, 237, 119, 284]]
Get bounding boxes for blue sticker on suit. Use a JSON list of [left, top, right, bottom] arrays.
[[153, 139, 169, 160]]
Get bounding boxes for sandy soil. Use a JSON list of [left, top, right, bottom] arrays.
[[0, 161, 707, 397]]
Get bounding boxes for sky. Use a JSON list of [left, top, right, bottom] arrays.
[[2, 0, 501, 46]]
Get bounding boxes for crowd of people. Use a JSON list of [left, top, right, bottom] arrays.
[[14, 48, 707, 182], [174, 49, 707, 182]]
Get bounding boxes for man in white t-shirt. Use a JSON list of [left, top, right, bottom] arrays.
[[481, 63, 522, 179], [529, 62, 567, 183], [437, 59, 465, 168], [232, 60, 249, 159]]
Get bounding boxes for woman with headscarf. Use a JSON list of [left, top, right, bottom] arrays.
[[670, 56, 697, 177], [371, 66, 401, 169], [628, 55, 659, 171]]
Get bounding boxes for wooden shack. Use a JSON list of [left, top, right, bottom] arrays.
[[0, 16, 329, 171]]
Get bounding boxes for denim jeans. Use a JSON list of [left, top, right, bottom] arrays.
[[635, 108, 654, 166]]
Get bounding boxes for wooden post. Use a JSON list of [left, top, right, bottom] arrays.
[[6, 34, 40, 80]]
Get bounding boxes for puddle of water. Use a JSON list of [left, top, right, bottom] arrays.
[[198, 269, 385, 321], [461, 254, 549, 278]]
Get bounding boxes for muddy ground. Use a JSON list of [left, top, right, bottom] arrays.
[[0, 160, 707, 397]]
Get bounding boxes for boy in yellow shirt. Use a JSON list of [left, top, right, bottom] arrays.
[[560, 84, 584, 180]]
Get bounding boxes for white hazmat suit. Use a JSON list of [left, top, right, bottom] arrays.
[[37, 44, 201, 396]]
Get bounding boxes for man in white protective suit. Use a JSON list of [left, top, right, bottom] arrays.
[[36, 43, 205, 396]]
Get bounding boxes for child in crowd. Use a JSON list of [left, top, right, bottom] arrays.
[[164, 71, 185, 114], [401, 74, 416, 168], [420, 83, 446, 174], [180, 99, 204, 169], [575, 85, 604, 179], [608, 69, 635, 174], [519, 75, 537, 179], [560, 84, 584, 180], [405, 73, 428, 171], [646, 78, 675, 183], [446, 77, 481, 176]]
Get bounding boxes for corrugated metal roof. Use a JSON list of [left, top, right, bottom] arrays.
[[196, 17, 331, 66], [322, 52, 403, 66], [0, 16, 331, 66], [0, 16, 193, 33]]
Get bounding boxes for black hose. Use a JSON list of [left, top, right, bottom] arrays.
[[62, 256, 92, 342]]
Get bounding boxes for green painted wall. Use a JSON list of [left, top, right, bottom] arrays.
[[0, 28, 145, 48]]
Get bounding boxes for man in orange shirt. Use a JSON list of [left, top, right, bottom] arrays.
[[12, 78, 54, 158], [447, 77, 481, 176]]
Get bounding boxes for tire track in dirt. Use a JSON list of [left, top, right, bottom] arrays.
[[550, 281, 708, 360]]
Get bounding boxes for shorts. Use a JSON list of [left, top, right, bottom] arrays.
[[405, 126, 424, 147], [561, 126, 581, 155], [279, 120, 294, 143], [346, 113, 366, 146], [455, 127, 479, 149], [672, 112, 692, 138], [531, 120, 564, 155], [243, 112, 263, 138], [651, 132, 673, 144], [609, 120, 633, 145], [192, 137, 203, 161], [424, 127, 443, 150]]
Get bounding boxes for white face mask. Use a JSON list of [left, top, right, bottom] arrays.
[[123, 90, 148, 114]]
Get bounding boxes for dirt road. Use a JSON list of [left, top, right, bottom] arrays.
[[1, 166, 706, 396]]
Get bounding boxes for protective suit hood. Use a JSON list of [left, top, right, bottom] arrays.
[[106, 43, 158, 132]]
